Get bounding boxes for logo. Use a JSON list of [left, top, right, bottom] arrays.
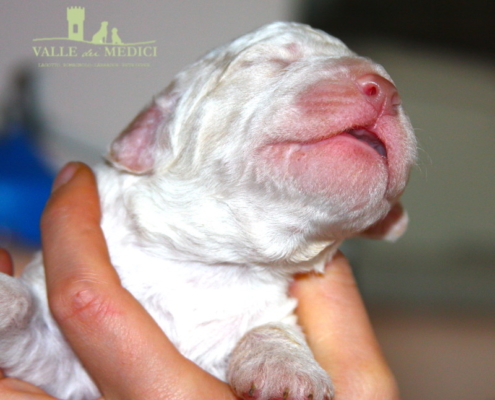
[[33, 7, 157, 68]]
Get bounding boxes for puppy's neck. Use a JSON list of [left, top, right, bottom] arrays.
[[96, 164, 339, 273]]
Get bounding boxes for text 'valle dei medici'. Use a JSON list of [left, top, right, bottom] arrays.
[[32, 7, 157, 59]]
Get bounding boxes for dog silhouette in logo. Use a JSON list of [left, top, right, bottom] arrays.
[[111, 27, 123, 45], [92, 21, 108, 44]]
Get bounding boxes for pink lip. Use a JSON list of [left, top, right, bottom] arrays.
[[290, 126, 387, 159]]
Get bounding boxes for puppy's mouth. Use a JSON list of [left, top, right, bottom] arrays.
[[267, 126, 388, 161], [342, 128, 387, 158]]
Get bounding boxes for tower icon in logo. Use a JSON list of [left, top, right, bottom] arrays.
[[67, 6, 85, 42]]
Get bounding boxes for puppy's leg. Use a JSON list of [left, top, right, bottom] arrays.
[[0, 273, 33, 334], [228, 323, 333, 400], [0, 272, 98, 399]]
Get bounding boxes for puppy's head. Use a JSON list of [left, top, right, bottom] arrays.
[[107, 22, 417, 265]]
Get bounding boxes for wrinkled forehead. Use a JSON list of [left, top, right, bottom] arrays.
[[221, 22, 355, 62], [173, 23, 359, 97]]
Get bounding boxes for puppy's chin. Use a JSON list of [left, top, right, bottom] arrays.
[[258, 136, 388, 201]]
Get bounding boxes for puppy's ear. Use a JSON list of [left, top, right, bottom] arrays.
[[107, 91, 179, 174], [360, 202, 408, 242]]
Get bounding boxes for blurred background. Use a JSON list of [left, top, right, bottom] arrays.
[[1, 1, 494, 399]]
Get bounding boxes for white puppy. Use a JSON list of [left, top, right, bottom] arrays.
[[0, 22, 416, 400]]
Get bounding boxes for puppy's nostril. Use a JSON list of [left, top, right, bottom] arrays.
[[361, 82, 379, 97], [357, 73, 401, 115]]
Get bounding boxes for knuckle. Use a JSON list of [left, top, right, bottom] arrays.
[[49, 278, 116, 328]]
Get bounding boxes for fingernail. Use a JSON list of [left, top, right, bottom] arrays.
[[52, 162, 81, 192]]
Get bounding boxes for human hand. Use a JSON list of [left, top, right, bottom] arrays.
[[0, 162, 399, 400]]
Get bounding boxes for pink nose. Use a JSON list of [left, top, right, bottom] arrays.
[[357, 74, 401, 116]]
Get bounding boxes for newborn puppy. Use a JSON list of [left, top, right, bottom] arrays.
[[0, 22, 416, 400]]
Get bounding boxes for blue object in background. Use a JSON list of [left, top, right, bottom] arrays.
[[0, 121, 54, 246]]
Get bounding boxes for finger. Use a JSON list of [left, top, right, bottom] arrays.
[[0, 248, 14, 276], [42, 163, 235, 400], [291, 252, 399, 400], [0, 377, 54, 399], [42, 162, 119, 292]]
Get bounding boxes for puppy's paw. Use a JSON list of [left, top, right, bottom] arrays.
[[228, 323, 333, 400], [230, 360, 333, 400], [0, 273, 33, 333]]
